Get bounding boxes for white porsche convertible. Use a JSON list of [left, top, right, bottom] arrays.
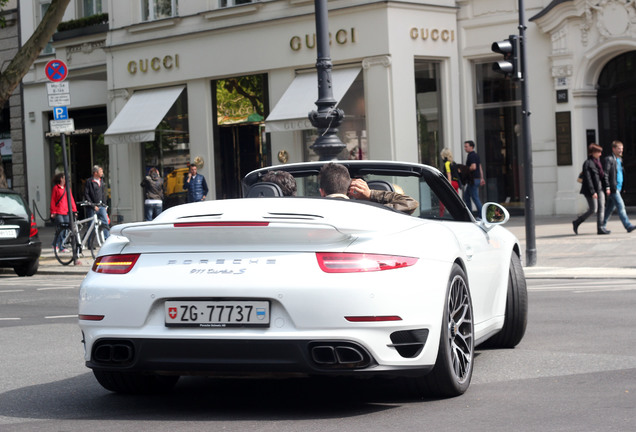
[[79, 161, 527, 397]]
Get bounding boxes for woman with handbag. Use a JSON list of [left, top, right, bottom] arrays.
[[50, 173, 77, 251], [572, 143, 611, 235]]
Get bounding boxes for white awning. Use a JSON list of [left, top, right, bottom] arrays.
[[265, 67, 361, 132], [104, 85, 185, 145]]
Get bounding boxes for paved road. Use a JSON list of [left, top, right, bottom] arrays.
[[1, 274, 634, 431]]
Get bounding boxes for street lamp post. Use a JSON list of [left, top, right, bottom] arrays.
[[308, 0, 346, 160]]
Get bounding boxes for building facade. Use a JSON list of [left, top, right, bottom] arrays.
[[19, 0, 636, 224], [1, 1, 23, 193]]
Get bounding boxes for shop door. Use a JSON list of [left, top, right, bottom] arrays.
[[597, 51, 636, 205], [217, 124, 265, 199]]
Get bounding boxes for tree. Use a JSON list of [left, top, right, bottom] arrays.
[[0, 0, 71, 106]]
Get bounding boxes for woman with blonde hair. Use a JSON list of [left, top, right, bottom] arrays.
[[440, 148, 460, 193]]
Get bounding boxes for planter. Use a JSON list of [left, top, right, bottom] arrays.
[[53, 23, 109, 41]]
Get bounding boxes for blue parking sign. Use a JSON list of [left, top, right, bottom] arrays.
[[53, 106, 68, 120]]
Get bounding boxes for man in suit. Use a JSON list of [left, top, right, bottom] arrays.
[[601, 140, 635, 233]]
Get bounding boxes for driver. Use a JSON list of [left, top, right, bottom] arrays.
[[319, 163, 419, 215]]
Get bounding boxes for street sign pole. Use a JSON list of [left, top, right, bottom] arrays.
[[45, 58, 77, 264], [518, 0, 536, 267]]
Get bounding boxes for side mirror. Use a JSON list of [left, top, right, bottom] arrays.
[[480, 202, 509, 232]]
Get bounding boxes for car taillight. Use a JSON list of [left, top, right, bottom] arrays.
[[316, 252, 418, 273], [29, 214, 38, 238], [92, 254, 140, 274]]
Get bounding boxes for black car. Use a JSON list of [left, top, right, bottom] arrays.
[[0, 189, 42, 276]]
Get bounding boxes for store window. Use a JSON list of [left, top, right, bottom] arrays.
[[214, 74, 269, 199], [414, 60, 443, 167], [142, 0, 178, 21], [142, 90, 189, 209], [81, 0, 103, 17], [1, 102, 11, 188], [303, 72, 366, 161], [474, 62, 522, 209]]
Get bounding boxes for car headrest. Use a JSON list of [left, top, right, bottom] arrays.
[[367, 180, 395, 192], [246, 182, 284, 198]]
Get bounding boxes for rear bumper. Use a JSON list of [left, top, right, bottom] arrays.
[[85, 337, 433, 378], [0, 239, 42, 266]]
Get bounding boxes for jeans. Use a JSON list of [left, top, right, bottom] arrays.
[[144, 202, 163, 221], [52, 214, 69, 249], [576, 193, 605, 228], [603, 191, 633, 229], [463, 178, 482, 211], [87, 206, 110, 239]]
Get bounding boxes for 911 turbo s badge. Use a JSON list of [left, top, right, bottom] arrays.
[[166, 258, 277, 275]]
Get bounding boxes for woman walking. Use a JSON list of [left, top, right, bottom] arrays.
[[572, 143, 611, 235], [50, 173, 77, 251]]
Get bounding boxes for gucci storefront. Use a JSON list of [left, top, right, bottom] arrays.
[[22, 1, 636, 224]]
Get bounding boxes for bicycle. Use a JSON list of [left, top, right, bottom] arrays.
[[54, 201, 108, 265]]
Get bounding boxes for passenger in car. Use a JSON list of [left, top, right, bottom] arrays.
[[261, 170, 297, 196], [318, 163, 419, 215]]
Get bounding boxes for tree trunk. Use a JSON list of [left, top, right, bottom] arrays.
[[0, 0, 71, 106]]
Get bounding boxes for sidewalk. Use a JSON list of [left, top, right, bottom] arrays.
[[5, 214, 636, 279]]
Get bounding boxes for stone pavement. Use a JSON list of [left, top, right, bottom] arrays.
[[5, 213, 636, 279]]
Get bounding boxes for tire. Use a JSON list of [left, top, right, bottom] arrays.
[[483, 253, 528, 348], [93, 370, 179, 394], [54, 228, 75, 266], [409, 263, 474, 398], [88, 227, 103, 259], [14, 259, 39, 276]]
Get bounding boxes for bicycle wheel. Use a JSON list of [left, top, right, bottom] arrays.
[[88, 226, 104, 259], [54, 226, 75, 266]]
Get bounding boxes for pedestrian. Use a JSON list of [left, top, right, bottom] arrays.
[[463, 140, 485, 211], [84, 165, 110, 239], [601, 140, 635, 233], [50, 173, 77, 251], [140, 167, 164, 221], [0, 165, 8, 188], [183, 163, 209, 203], [440, 147, 461, 193], [440, 148, 461, 217], [572, 143, 611, 235]]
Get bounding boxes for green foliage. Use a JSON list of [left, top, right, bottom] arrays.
[[57, 12, 108, 32], [0, 0, 11, 29]]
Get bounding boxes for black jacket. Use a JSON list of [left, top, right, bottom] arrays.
[[580, 156, 609, 197], [84, 176, 108, 205], [603, 155, 619, 193]]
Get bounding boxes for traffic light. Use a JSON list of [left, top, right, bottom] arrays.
[[491, 35, 520, 80]]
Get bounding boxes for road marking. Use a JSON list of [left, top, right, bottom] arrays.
[[0, 317, 21, 321], [37, 286, 77, 291], [0, 290, 24, 293], [45, 315, 78, 319]]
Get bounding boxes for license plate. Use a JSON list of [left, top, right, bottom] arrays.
[[165, 300, 270, 327], [0, 229, 17, 239]]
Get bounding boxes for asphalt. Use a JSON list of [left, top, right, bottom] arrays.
[[4, 213, 636, 279]]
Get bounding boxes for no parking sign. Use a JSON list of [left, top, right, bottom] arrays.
[[44, 59, 68, 82]]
